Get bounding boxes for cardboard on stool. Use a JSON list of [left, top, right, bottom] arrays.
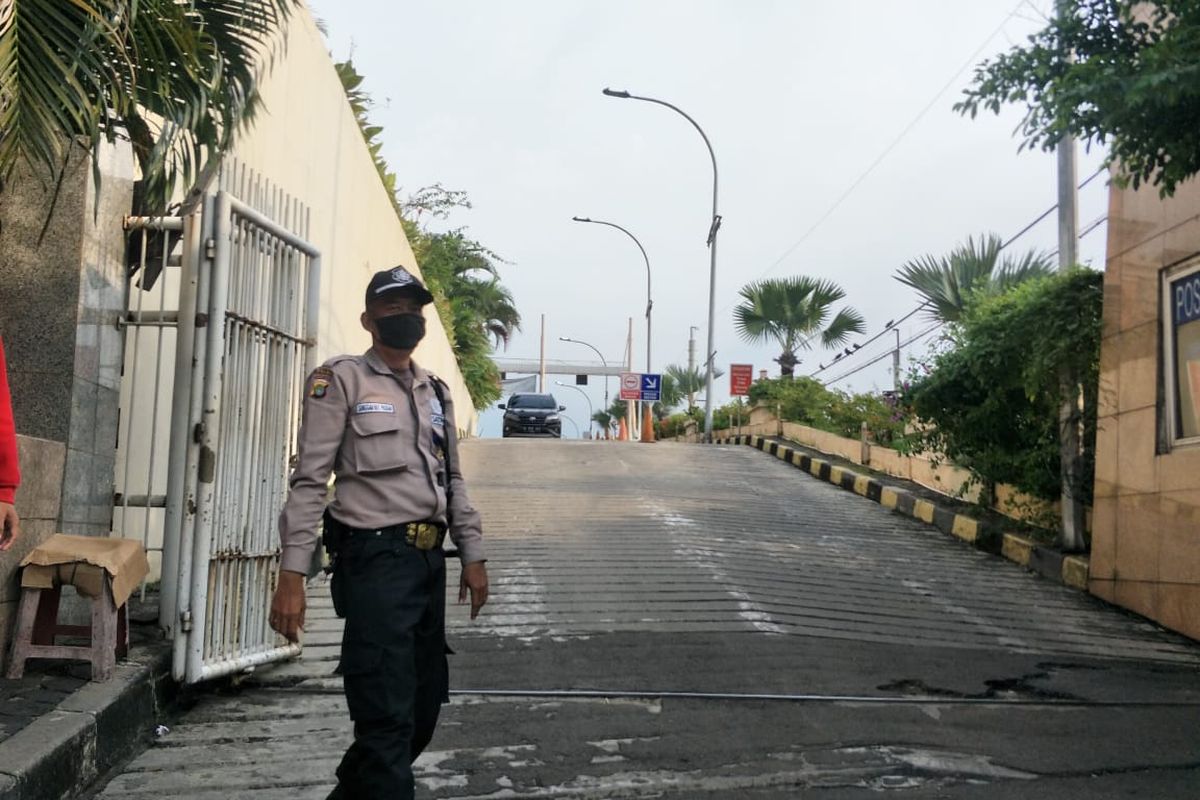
[[19, 534, 150, 607]]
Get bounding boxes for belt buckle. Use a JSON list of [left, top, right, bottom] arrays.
[[413, 523, 439, 551]]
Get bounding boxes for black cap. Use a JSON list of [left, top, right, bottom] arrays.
[[365, 266, 434, 307]]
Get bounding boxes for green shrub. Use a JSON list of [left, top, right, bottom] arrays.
[[902, 269, 1102, 504], [748, 377, 832, 426], [826, 391, 909, 448], [659, 412, 700, 438], [746, 376, 906, 446]]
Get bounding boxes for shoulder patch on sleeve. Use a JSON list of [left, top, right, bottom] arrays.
[[307, 366, 335, 399]]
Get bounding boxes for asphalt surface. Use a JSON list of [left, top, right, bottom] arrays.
[[88, 440, 1200, 798]]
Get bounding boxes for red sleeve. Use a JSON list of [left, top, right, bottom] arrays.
[[0, 337, 19, 504]]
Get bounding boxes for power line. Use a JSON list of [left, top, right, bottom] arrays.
[[823, 323, 945, 385], [676, 0, 1035, 378], [1000, 166, 1105, 248], [660, 6, 1101, 377], [809, 303, 929, 377], [748, 0, 1032, 286], [1079, 214, 1108, 239], [806, 168, 1109, 379]]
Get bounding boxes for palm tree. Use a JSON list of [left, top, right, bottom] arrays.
[[895, 234, 1054, 324], [734, 277, 865, 378], [591, 410, 614, 438], [1, 1, 298, 212], [662, 364, 724, 410], [451, 277, 521, 349]]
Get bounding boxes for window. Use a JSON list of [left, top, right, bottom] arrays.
[[1163, 257, 1200, 447]]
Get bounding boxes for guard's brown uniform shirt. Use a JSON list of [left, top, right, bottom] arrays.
[[278, 348, 484, 574]]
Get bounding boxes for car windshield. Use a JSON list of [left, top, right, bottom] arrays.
[[510, 395, 557, 409]]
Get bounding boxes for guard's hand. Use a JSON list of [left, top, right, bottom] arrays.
[[0, 502, 19, 551], [269, 571, 307, 643], [459, 561, 489, 620]]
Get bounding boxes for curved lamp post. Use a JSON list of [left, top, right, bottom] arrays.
[[571, 216, 652, 373], [555, 381, 595, 438], [559, 414, 581, 439], [558, 336, 610, 409], [602, 87, 720, 441]]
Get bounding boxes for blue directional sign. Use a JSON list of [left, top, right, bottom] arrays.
[[640, 373, 662, 402]]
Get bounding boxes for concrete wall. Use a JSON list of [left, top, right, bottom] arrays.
[[0, 436, 66, 660], [0, 143, 134, 536], [712, 416, 1059, 527], [220, 7, 477, 432], [1090, 172, 1200, 640]]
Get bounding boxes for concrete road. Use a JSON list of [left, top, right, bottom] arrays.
[[91, 441, 1200, 798]]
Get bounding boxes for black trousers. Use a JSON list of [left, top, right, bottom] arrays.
[[327, 534, 448, 799]]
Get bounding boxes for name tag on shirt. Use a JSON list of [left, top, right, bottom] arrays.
[[355, 402, 394, 414]]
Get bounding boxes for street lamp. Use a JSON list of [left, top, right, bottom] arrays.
[[571, 216, 652, 373], [555, 380, 595, 438], [560, 414, 581, 439], [602, 87, 721, 442], [558, 336, 610, 409]]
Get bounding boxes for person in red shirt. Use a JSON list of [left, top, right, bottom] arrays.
[[0, 337, 20, 550]]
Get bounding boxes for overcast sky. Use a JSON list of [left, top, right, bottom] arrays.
[[311, 1, 1109, 437]]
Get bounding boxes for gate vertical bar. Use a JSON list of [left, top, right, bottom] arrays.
[[306, 250, 322, 373], [173, 195, 215, 680], [185, 191, 234, 683], [158, 211, 202, 633]]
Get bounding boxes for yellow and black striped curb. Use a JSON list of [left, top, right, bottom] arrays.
[[1001, 533, 1090, 591], [714, 434, 1090, 592]]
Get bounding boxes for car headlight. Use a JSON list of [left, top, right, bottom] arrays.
[[545, 414, 560, 422]]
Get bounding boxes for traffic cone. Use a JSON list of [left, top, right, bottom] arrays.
[[641, 403, 655, 443]]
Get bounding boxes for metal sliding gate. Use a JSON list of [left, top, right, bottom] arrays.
[[123, 182, 320, 683]]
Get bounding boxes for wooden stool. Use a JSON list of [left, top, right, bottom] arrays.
[[6, 575, 130, 682]]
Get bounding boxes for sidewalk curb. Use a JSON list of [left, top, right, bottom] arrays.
[[0, 643, 173, 800], [716, 434, 1090, 594]]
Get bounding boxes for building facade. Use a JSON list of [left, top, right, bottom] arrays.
[[1091, 173, 1200, 640]]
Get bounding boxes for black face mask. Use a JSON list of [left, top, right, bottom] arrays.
[[374, 313, 426, 350]]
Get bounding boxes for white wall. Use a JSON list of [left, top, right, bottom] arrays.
[[223, 6, 478, 432]]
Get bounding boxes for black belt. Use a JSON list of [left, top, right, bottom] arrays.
[[345, 521, 446, 551]]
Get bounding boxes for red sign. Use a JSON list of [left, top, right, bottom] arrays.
[[619, 372, 641, 401], [730, 364, 753, 396]]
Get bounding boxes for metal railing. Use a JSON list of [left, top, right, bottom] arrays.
[[115, 216, 187, 598], [118, 163, 321, 683], [172, 189, 320, 683]]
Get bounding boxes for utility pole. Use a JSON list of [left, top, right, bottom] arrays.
[[625, 317, 636, 440], [1056, 0, 1086, 552], [538, 314, 547, 393], [893, 328, 901, 392], [688, 326, 698, 410]]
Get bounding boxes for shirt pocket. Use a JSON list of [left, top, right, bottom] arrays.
[[349, 412, 408, 474]]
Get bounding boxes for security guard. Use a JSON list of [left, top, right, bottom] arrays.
[[269, 266, 489, 799]]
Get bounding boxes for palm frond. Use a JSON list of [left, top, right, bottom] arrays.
[[996, 247, 1055, 290], [0, 0, 129, 183], [0, 0, 298, 213], [820, 307, 866, 347], [895, 233, 1052, 323]]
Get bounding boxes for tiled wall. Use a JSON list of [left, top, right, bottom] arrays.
[[1091, 174, 1200, 640], [0, 143, 133, 536], [0, 436, 66, 659]]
